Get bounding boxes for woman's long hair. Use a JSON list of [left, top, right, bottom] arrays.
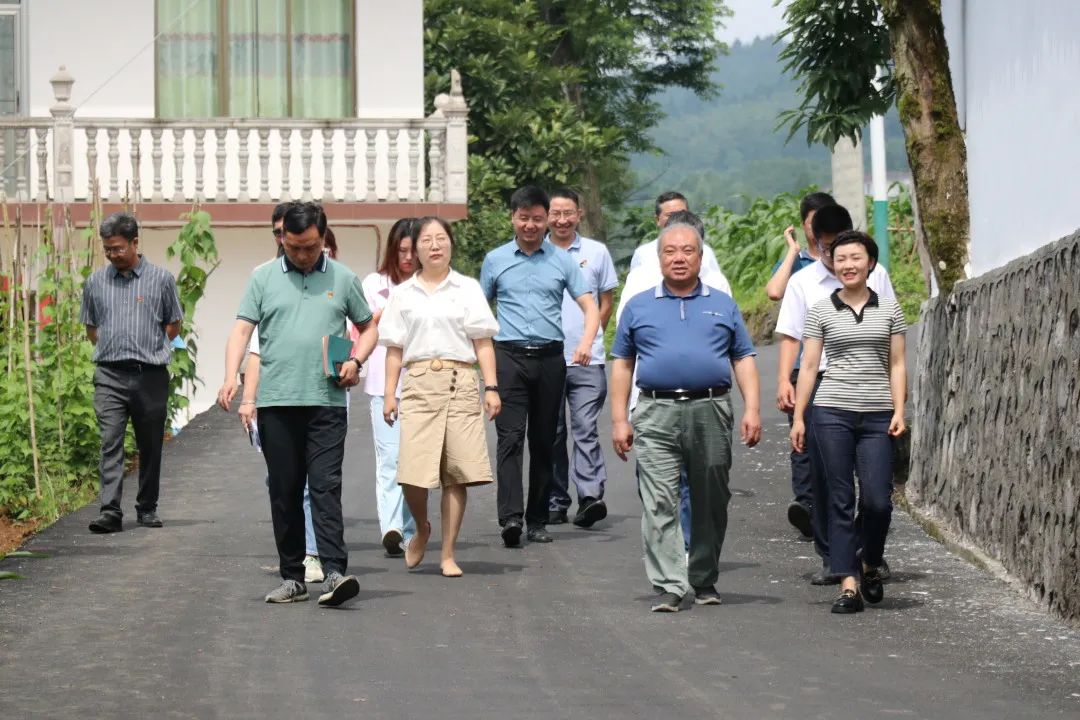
[[379, 217, 418, 284]]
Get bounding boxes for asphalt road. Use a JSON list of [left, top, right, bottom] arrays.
[[2, 342, 1079, 720]]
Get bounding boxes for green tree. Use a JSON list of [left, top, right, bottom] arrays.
[[776, 0, 969, 293]]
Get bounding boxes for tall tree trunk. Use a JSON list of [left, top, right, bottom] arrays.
[[881, 0, 969, 293]]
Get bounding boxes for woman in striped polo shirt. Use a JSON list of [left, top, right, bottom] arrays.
[[790, 230, 907, 614]]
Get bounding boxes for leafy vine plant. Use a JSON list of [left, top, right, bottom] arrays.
[[165, 208, 220, 431]]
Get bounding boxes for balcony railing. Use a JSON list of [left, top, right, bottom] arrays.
[[0, 67, 468, 205]]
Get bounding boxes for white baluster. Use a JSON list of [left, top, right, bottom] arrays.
[[150, 127, 164, 201], [407, 128, 421, 202], [258, 127, 271, 201], [171, 127, 185, 201], [364, 128, 378, 202], [279, 128, 293, 201], [13, 128, 28, 200], [106, 127, 120, 201], [321, 128, 334, 200], [387, 128, 400, 200], [214, 127, 227, 200], [192, 127, 206, 200], [300, 128, 313, 201], [343, 127, 357, 202], [85, 127, 99, 192], [128, 128, 142, 202], [237, 127, 251, 202], [36, 127, 49, 200], [427, 128, 445, 203], [0, 131, 6, 195]]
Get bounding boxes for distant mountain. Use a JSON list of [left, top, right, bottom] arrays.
[[629, 36, 909, 211]]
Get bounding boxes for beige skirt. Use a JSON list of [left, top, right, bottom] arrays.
[[397, 359, 494, 489]]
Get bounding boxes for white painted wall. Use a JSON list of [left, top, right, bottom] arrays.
[[355, 0, 424, 118], [27, 0, 155, 117], [943, 0, 1080, 276]]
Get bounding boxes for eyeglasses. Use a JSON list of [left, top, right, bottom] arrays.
[[417, 236, 450, 248], [272, 228, 284, 238], [102, 244, 131, 256]]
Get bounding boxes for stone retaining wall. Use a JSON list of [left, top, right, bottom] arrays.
[[909, 230, 1080, 624]]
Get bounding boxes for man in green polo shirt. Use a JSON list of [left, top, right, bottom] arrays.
[[217, 202, 376, 607]]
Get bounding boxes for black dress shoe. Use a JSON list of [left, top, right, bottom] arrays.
[[786, 501, 813, 538], [862, 566, 884, 604], [136, 511, 163, 528], [88, 514, 123, 534], [526, 526, 553, 543], [573, 498, 608, 528], [831, 588, 865, 614], [548, 509, 569, 525], [810, 570, 841, 585], [501, 519, 523, 547]]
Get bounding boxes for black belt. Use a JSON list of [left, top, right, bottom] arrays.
[[97, 361, 167, 373], [495, 340, 564, 358], [639, 386, 729, 401]]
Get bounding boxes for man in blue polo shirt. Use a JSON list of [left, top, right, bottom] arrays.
[[480, 186, 601, 547], [611, 222, 762, 613]]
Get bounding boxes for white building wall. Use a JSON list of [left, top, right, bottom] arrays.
[[943, 0, 1080, 276], [355, 0, 424, 118]]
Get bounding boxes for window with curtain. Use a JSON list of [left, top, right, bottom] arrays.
[[156, 0, 353, 118]]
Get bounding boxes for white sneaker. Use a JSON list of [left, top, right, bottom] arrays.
[[303, 555, 325, 583]]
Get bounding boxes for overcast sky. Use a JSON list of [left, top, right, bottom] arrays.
[[718, 0, 787, 43]]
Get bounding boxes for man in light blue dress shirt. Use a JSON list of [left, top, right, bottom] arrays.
[[480, 186, 601, 547], [545, 188, 618, 528]]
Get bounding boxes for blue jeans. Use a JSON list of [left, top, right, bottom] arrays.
[[810, 407, 894, 578], [369, 395, 415, 542]]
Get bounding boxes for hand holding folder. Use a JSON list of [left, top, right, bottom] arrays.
[[322, 334, 355, 380]]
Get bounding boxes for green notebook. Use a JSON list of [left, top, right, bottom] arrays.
[[321, 334, 354, 380]]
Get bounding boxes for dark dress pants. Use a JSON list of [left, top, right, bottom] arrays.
[[786, 369, 815, 510], [258, 406, 349, 582], [93, 363, 170, 518], [494, 344, 566, 528]]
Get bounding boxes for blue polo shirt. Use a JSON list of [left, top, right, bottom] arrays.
[[612, 281, 756, 391], [480, 238, 590, 344]]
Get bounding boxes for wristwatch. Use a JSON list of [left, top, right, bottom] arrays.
[[347, 357, 363, 371], [484, 385, 499, 393]]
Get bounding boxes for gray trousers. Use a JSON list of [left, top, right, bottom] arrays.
[[635, 395, 733, 597], [93, 363, 170, 518], [550, 364, 608, 511]]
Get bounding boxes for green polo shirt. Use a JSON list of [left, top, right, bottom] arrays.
[[237, 253, 372, 408]]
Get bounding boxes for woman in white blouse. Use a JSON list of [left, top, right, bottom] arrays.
[[378, 216, 501, 577], [361, 218, 419, 557]]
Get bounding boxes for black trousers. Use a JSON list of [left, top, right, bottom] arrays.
[[494, 343, 566, 528], [93, 363, 170, 518], [258, 406, 348, 582]]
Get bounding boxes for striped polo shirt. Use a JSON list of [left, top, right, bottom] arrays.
[[80, 257, 183, 366], [803, 289, 906, 412]]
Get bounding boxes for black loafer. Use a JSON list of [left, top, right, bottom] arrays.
[[831, 588, 865, 614], [89, 514, 123, 534], [573, 498, 608, 528], [501, 519, 523, 547], [547, 509, 569, 525], [136, 512, 163, 528], [862, 566, 884, 604], [786, 501, 813, 538], [526, 526, 553, 543]]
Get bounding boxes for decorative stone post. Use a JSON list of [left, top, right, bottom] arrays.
[[434, 69, 469, 205], [49, 66, 76, 203]]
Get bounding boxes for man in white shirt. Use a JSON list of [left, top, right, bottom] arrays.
[[775, 203, 896, 585], [629, 191, 722, 274], [616, 209, 732, 553]]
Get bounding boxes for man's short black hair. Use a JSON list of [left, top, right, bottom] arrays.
[[549, 187, 580, 206], [272, 202, 294, 226], [283, 202, 327, 237], [654, 191, 688, 217], [799, 192, 836, 222], [664, 209, 706, 242], [510, 186, 550, 213], [100, 211, 139, 241], [811, 204, 854, 239], [829, 230, 879, 264]]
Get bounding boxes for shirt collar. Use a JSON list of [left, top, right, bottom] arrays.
[[404, 269, 461, 294], [280, 252, 328, 274], [542, 233, 582, 252], [511, 237, 549, 257], [830, 288, 880, 310], [107, 256, 144, 279], [654, 280, 709, 299], [812, 259, 835, 284]]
